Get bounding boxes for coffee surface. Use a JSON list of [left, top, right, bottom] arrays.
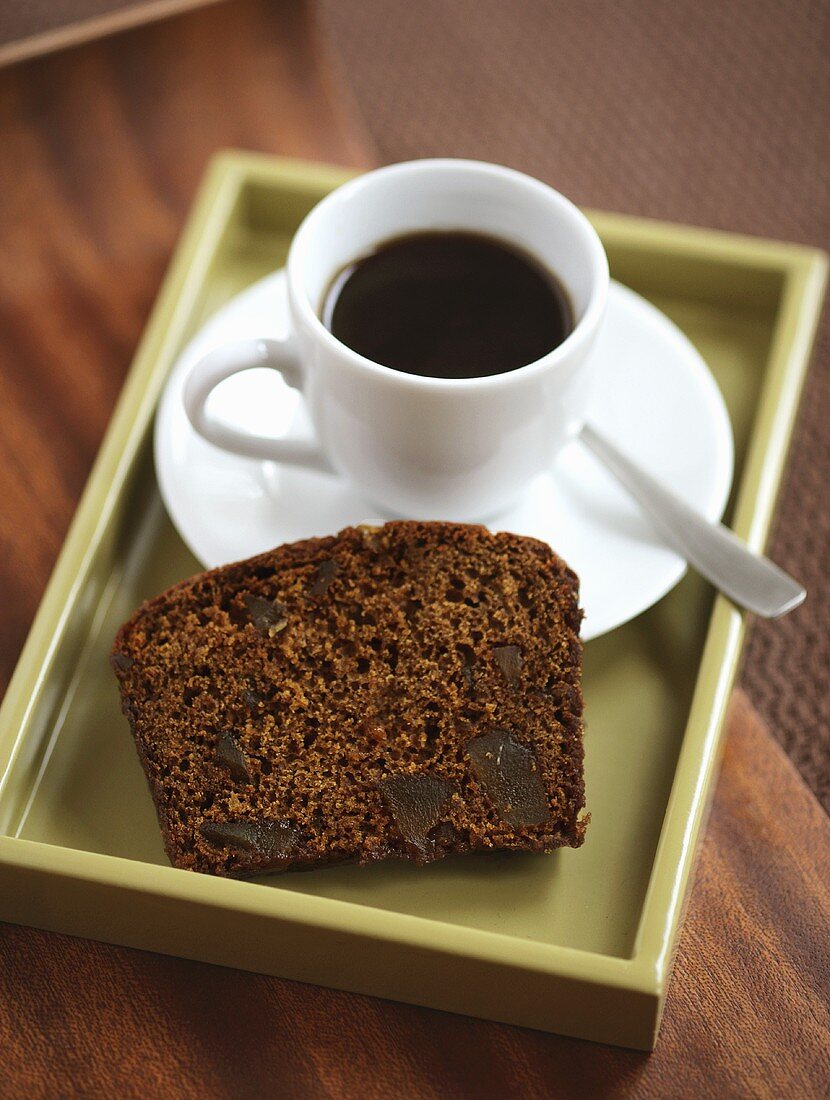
[[322, 231, 572, 379]]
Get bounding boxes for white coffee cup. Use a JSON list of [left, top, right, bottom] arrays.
[[184, 159, 608, 521]]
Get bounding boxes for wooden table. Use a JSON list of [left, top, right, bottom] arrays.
[[1, 2, 828, 1095]]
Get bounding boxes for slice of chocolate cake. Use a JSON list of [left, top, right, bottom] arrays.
[[111, 521, 586, 876]]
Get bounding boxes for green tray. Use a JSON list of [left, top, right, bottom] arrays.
[[0, 153, 825, 1050]]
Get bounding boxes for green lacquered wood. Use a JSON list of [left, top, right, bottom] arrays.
[[0, 153, 825, 1049]]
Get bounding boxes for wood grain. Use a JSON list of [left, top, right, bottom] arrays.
[[0, 2, 828, 1095], [0, 2, 228, 69], [0, 0, 371, 707]]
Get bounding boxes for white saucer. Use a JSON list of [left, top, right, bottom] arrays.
[[155, 272, 733, 641]]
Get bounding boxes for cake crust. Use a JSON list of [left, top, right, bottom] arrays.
[[111, 521, 586, 876]]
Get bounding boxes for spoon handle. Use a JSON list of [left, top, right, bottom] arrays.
[[579, 423, 806, 618]]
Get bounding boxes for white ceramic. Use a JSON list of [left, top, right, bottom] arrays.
[[156, 273, 734, 641], [183, 159, 609, 521]]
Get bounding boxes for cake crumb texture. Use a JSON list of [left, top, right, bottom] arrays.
[[111, 521, 586, 876]]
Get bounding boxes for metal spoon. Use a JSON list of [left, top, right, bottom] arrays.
[[580, 423, 805, 618]]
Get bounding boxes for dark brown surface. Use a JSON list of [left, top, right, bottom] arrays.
[[113, 521, 585, 875], [0, 0, 828, 1094], [0, 0, 141, 41], [0, 0, 368, 707], [324, 230, 574, 378], [1, 692, 827, 1099], [318, 0, 830, 812], [0, 1, 227, 67]]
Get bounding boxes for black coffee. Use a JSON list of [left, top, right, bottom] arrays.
[[321, 231, 572, 379]]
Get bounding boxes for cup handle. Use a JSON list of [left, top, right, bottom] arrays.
[[183, 338, 334, 474]]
